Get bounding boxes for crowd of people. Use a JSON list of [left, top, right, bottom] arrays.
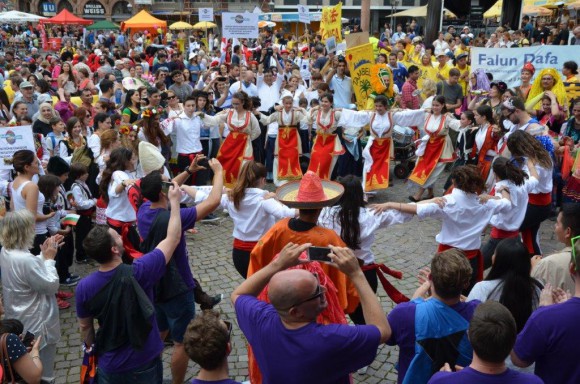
[[0, 12, 578, 384]]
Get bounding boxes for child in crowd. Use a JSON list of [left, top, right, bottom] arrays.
[[69, 163, 96, 264], [45, 117, 67, 158]]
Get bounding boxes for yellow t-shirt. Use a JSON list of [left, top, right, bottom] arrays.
[[418, 63, 438, 89], [3, 80, 15, 104], [455, 64, 471, 94], [436, 63, 451, 81], [564, 75, 580, 107]]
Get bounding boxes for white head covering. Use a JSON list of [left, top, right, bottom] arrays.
[[138, 141, 165, 175]]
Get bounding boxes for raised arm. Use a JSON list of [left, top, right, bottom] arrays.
[[155, 181, 182, 264]]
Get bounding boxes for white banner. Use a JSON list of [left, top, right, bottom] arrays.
[[470, 46, 580, 88], [199, 8, 214, 22], [0, 126, 36, 170], [298, 5, 310, 24], [222, 12, 259, 39]]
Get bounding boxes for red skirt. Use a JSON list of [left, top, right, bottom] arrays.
[[365, 138, 392, 191], [308, 133, 344, 180], [409, 136, 446, 186], [217, 132, 252, 188], [277, 127, 302, 181]]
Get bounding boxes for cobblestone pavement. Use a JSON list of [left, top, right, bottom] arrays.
[[55, 171, 561, 383]]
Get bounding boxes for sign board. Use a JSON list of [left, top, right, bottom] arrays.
[[345, 43, 375, 111], [199, 8, 214, 22], [41, 2, 56, 16], [345, 31, 369, 48], [83, 1, 105, 16], [470, 46, 579, 88], [326, 36, 336, 54], [298, 5, 310, 24], [319, 2, 343, 42], [134, 0, 153, 5], [222, 12, 259, 39], [0, 126, 36, 170]]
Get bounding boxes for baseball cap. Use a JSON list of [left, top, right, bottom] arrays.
[[19, 81, 33, 89]]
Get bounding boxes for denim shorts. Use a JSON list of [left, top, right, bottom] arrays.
[[155, 290, 195, 343], [97, 357, 162, 384]]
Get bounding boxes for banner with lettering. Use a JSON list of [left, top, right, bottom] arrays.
[[470, 46, 580, 88], [0, 125, 36, 170], [346, 43, 375, 110], [320, 2, 343, 43]]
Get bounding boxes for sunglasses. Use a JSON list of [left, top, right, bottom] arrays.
[[572, 235, 579, 271], [223, 320, 233, 340], [279, 273, 324, 310], [168, 95, 177, 100]]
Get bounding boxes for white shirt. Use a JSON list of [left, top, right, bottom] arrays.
[[416, 188, 511, 250], [329, 74, 353, 108], [257, 74, 284, 112], [87, 134, 101, 160], [522, 162, 553, 194], [229, 80, 258, 98], [489, 178, 537, 231], [219, 188, 295, 241], [172, 113, 203, 154], [105, 170, 136, 222], [318, 207, 413, 265], [294, 57, 311, 80], [71, 181, 95, 211]]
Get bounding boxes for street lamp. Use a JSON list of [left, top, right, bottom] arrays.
[[126, 3, 133, 15], [268, 0, 275, 12], [391, 0, 399, 30]]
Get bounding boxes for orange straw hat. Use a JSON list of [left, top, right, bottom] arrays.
[[276, 171, 344, 209]]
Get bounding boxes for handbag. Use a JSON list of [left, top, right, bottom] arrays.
[[0, 334, 17, 384], [80, 344, 97, 384]]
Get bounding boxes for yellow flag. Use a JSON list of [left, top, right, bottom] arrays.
[[320, 2, 343, 42], [346, 43, 375, 110]]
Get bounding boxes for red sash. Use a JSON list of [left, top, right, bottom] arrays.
[[217, 132, 252, 188], [277, 126, 302, 181], [106, 218, 143, 260], [233, 238, 258, 252], [408, 115, 447, 186], [437, 243, 483, 282], [528, 192, 551, 205], [490, 227, 520, 239], [361, 263, 409, 304]]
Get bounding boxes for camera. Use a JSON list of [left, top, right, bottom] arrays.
[[266, 48, 273, 56], [42, 202, 60, 215]]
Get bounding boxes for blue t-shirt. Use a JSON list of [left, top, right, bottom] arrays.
[[235, 295, 380, 384], [513, 297, 580, 384], [387, 299, 480, 384], [191, 380, 241, 384], [75, 249, 166, 373], [137, 202, 197, 290], [428, 367, 544, 384]]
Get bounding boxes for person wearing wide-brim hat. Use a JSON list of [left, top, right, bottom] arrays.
[[243, 171, 364, 382]]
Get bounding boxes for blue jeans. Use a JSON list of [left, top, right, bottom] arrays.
[[97, 357, 162, 384], [155, 290, 195, 343]]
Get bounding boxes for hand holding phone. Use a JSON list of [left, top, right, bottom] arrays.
[[22, 331, 34, 347], [161, 181, 173, 195], [307, 246, 333, 263]]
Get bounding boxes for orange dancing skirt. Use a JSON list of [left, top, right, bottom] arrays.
[[408, 136, 446, 186], [307, 133, 344, 180], [216, 132, 252, 188], [365, 137, 392, 192], [276, 127, 302, 181]]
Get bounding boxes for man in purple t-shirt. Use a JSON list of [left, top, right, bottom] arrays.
[[511, 240, 580, 384], [232, 244, 390, 384], [184, 310, 241, 384], [386, 249, 480, 384], [75, 181, 182, 383], [137, 160, 223, 384], [428, 301, 544, 384]]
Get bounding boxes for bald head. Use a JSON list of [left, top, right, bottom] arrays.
[[268, 269, 317, 311]]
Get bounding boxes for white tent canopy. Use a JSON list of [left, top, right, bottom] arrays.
[[0, 10, 47, 23]]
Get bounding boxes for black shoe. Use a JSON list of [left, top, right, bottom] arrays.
[[200, 294, 223, 310], [75, 258, 91, 264], [408, 195, 419, 203]]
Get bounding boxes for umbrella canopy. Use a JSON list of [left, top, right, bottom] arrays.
[[523, 5, 553, 15], [0, 10, 47, 23], [40, 9, 93, 25], [121, 10, 167, 33], [193, 21, 217, 30], [391, 5, 457, 18], [169, 21, 193, 30], [86, 20, 120, 31], [483, 1, 503, 18], [567, 0, 580, 9]]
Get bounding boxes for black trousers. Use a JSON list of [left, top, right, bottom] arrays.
[[232, 248, 251, 279], [75, 215, 93, 262], [348, 267, 379, 325], [56, 233, 74, 283]]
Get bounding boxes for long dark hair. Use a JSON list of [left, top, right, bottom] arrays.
[[507, 130, 552, 169], [99, 147, 133, 203], [492, 157, 527, 186], [476, 104, 495, 126], [228, 161, 266, 210], [485, 238, 541, 332], [122, 89, 139, 110], [334, 175, 365, 250], [37, 175, 62, 201], [432, 95, 448, 114]]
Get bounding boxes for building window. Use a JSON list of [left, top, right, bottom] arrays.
[[329, 0, 340, 5], [402, 0, 415, 6], [352, 0, 361, 5], [307, 0, 319, 6], [285, 0, 299, 5]]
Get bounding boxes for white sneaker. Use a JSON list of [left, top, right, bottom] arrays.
[[357, 366, 368, 375]]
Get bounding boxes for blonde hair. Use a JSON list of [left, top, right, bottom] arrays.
[[0, 210, 36, 250], [423, 79, 437, 97]]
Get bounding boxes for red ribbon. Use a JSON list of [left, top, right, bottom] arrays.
[[361, 263, 409, 304]]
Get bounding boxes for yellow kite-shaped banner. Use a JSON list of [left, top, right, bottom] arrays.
[[346, 43, 375, 110], [320, 2, 343, 42]]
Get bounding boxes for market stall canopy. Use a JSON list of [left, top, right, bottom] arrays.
[[258, 20, 276, 28], [169, 21, 193, 30], [86, 20, 120, 30], [0, 11, 47, 23], [40, 9, 93, 25], [192, 21, 217, 30], [484, 0, 570, 18], [523, 5, 553, 15], [390, 5, 457, 18], [121, 10, 167, 34], [567, 0, 580, 8]]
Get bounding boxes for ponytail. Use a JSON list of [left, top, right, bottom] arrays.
[[492, 157, 528, 186]]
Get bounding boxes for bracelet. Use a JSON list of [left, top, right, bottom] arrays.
[[185, 168, 193, 175], [31, 355, 40, 360]]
